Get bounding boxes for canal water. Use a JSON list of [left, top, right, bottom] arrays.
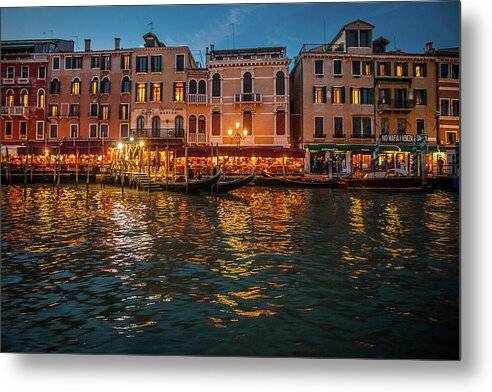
[[1, 185, 459, 358]]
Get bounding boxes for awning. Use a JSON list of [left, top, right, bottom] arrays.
[[175, 146, 305, 158]]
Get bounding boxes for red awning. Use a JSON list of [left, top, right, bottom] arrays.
[[175, 146, 305, 158]]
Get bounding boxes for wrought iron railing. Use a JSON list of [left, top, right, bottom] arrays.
[[187, 94, 207, 103], [234, 93, 262, 103]]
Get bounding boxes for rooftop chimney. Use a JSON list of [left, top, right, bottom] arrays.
[[425, 41, 434, 54], [114, 37, 121, 51], [84, 39, 91, 52], [210, 44, 215, 52]]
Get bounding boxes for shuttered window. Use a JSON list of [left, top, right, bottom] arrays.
[[276, 110, 285, 135], [212, 112, 221, 136]]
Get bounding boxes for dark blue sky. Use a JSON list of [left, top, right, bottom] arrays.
[[2, 2, 460, 65]]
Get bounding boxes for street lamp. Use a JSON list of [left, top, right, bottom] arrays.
[[228, 124, 248, 147]]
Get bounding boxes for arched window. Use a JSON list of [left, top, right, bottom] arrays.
[[151, 116, 160, 137], [121, 76, 131, 93], [212, 73, 221, 97], [71, 78, 81, 96], [90, 77, 99, 95], [198, 80, 206, 95], [136, 116, 145, 134], [243, 72, 252, 93], [189, 115, 197, 133], [198, 115, 206, 133], [50, 78, 60, 94], [100, 77, 110, 94], [6, 89, 14, 107], [276, 71, 285, 96], [37, 89, 45, 108], [20, 89, 29, 107], [189, 80, 197, 95], [175, 115, 184, 136]]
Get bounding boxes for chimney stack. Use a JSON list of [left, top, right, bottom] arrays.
[[114, 37, 121, 51], [84, 39, 91, 52], [425, 41, 434, 54]]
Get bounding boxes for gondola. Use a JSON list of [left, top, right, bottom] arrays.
[[337, 176, 432, 192], [261, 170, 336, 188], [161, 167, 222, 193], [213, 169, 256, 193]]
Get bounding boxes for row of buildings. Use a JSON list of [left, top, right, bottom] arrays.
[[1, 19, 460, 173]]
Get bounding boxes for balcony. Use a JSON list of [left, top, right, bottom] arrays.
[[130, 128, 185, 139], [312, 133, 326, 139], [17, 78, 29, 84], [2, 78, 15, 85], [234, 93, 262, 103], [1, 106, 28, 116], [187, 94, 207, 104], [378, 99, 414, 111], [188, 133, 207, 144]]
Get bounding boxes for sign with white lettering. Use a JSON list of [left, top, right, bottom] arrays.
[[380, 134, 427, 143]]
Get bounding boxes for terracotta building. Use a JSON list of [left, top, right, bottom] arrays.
[[205, 45, 290, 149], [291, 19, 442, 174]]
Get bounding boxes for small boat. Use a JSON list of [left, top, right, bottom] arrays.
[[214, 169, 256, 193], [337, 176, 432, 191], [262, 170, 336, 188], [162, 167, 222, 193]]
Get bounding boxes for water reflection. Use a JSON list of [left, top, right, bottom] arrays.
[[1, 185, 459, 358]]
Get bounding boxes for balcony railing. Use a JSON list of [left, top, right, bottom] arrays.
[[333, 133, 346, 139], [188, 133, 207, 144], [351, 133, 374, 139], [312, 133, 326, 139], [17, 78, 29, 84], [2, 78, 15, 85], [130, 128, 184, 139], [1, 106, 28, 116], [187, 94, 207, 104], [235, 93, 262, 103], [378, 99, 414, 111]]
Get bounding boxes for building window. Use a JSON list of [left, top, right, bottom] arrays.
[[198, 115, 206, 133], [377, 62, 391, 76], [212, 74, 221, 97], [20, 89, 29, 107], [243, 110, 252, 135], [100, 105, 110, 120], [136, 56, 148, 73], [381, 117, 389, 135], [119, 104, 129, 120], [136, 116, 145, 133], [121, 76, 131, 93], [52, 57, 60, 70], [275, 71, 285, 95], [395, 89, 408, 108], [36, 121, 44, 140], [314, 60, 324, 75], [212, 111, 221, 135], [414, 89, 427, 105], [379, 88, 391, 104], [90, 103, 98, 117], [440, 99, 450, 116], [351, 88, 361, 104], [198, 80, 206, 95], [313, 86, 326, 104], [89, 124, 98, 138], [446, 132, 457, 144], [452, 100, 460, 116], [332, 87, 345, 104], [151, 116, 160, 137], [397, 118, 407, 134], [243, 72, 253, 93], [416, 119, 425, 135], [71, 78, 81, 95], [100, 77, 110, 94], [121, 54, 131, 70], [101, 56, 111, 70], [37, 89, 45, 108], [5, 121, 12, 139], [175, 116, 184, 135], [174, 82, 185, 102], [189, 80, 197, 94], [151, 55, 162, 72], [120, 123, 129, 138], [151, 83, 162, 101], [333, 60, 342, 76], [48, 104, 58, 117], [70, 124, 79, 138], [50, 78, 60, 94], [363, 61, 373, 75], [69, 104, 80, 116], [136, 83, 146, 103], [346, 30, 359, 47], [49, 124, 58, 138], [6, 66, 14, 79], [5, 89, 14, 106], [176, 54, 185, 71], [361, 88, 374, 104], [100, 124, 109, 138], [395, 62, 408, 77], [276, 110, 285, 135], [38, 66, 46, 79], [314, 117, 324, 137], [90, 77, 99, 95], [21, 66, 29, 79], [360, 30, 371, 47], [352, 117, 372, 138], [440, 63, 449, 78], [414, 63, 427, 77], [20, 121, 27, 139], [352, 61, 361, 76], [334, 117, 344, 137], [451, 64, 459, 79], [189, 115, 197, 133], [65, 56, 82, 69], [91, 56, 100, 69]]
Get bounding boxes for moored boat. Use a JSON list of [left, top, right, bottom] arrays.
[[161, 167, 222, 193], [214, 169, 256, 193], [337, 176, 432, 191], [262, 170, 336, 188]]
